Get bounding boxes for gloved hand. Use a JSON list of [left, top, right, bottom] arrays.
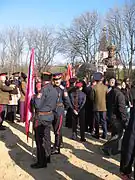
[[73, 109, 78, 115]]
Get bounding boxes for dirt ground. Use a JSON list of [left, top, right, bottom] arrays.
[[0, 118, 122, 180]]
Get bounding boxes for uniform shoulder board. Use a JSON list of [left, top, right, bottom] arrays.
[[107, 87, 112, 93], [59, 85, 64, 90]]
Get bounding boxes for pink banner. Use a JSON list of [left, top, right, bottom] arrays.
[[25, 48, 35, 141]]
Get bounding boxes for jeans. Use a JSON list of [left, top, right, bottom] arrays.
[[94, 111, 107, 137]]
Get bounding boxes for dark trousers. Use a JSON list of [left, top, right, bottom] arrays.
[[103, 120, 123, 155], [0, 105, 7, 126], [85, 109, 94, 133], [65, 108, 72, 128], [52, 107, 64, 148], [34, 121, 52, 165], [85, 101, 94, 133], [72, 108, 85, 140], [17, 99, 20, 114], [120, 107, 135, 177], [94, 111, 107, 137], [7, 105, 17, 122]]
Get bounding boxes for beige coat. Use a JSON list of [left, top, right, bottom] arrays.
[[0, 81, 13, 104], [8, 87, 21, 105]]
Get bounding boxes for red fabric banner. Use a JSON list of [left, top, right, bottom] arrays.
[[66, 64, 73, 88]]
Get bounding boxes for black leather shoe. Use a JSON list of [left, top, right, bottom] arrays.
[[51, 148, 60, 155], [101, 135, 107, 140], [47, 156, 51, 163], [71, 133, 77, 140], [0, 126, 6, 131], [92, 134, 100, 139], [60, 143, 64, 148], [100, 148, 111, 156], [80, 138, 86, 142], [30, 162, 47, 169]]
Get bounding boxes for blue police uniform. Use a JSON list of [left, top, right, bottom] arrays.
[[31, 72, 58, 169], [51, 73, 72, 154]]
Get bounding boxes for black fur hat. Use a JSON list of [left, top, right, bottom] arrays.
[[21, 72, 27, 80]]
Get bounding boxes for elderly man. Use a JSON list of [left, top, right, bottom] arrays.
[[102, 80, 127, 156], [92, 72, 108, 139]]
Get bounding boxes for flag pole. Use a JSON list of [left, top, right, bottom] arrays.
[[31, 119, 35, 158], [31, 77, 36, 158]]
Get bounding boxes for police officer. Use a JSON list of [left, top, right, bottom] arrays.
[[31, 72, 58, 169], [51, 73, 72, 154]]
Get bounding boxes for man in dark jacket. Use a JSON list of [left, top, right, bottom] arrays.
[[65, 77, 77, 128], [120, 107, 135, 179], [106, 77, 116, 128], [120, 81, 135, 179], [31, 72, 58, 169], [102, 79, 127, 156], [83, 83, 94, 134]]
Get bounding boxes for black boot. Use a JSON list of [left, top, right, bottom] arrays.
[[47, 156, 51, 163], [60, 142, 64, 148], [51, 146, 60, 155], [92, 134, 100, 139], [80, 138, 86, 142], [0, 125, 6, 130], [30, 162, 47, 169], [60, 136, 64, 148], [71, 132, 77, 140]]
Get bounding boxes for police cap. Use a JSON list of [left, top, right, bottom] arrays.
[[93, 72, 103, 81], [0, 72, 8, 76], [21, 72, 27, 79], [12, 72, 20, 77], [41, 72, 52, 81], [53, 73, 62, 80]]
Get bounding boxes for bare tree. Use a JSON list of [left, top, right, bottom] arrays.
[[59, 11, 100, 64], [106, 8, 125, 66], [123, 3, 135, 76], [0, 33, 8, 70], [106, 2, 135, 77], [25, 27, 59, 72], [5, 26, 25, 72]]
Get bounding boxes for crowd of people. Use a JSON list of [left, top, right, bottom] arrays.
[[0, 72, 27, 129], [0, 70, 135, 179]]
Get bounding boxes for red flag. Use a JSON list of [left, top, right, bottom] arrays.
[[66, 63, 73, 88], [25, 48, 35, 141]]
